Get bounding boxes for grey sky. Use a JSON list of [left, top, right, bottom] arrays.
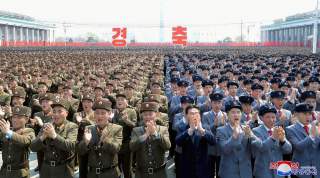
[[0, 0, 316, 42]]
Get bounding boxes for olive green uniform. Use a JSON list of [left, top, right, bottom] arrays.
[[30, 120, 78, 178], [78, 123, 123, 178], [130, 125, 171, 178]]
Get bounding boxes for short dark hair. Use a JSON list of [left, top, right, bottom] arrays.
[[185, 105, 200, 114]]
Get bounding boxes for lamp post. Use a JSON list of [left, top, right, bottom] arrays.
[[313, 0, 319, 53]]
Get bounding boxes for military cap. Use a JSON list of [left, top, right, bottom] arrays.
[[201, 66, 210, 71], [314, 73, 320, 77], [180, 96, 195, 104], [258, 104, 277, 116], [239, 95, 254, 104], [51, 96, 70, 110], [227, 81, 239, 88], [251, 76, 259, 81], [295, 103, 313, 113], [89, 76, 97, 81], [225, 68, 233, 73], [303, 81, 310, 87], [286, 76, 296, 82], [270, 78, 281, 84], [270, 90, 286, 99], [124, 83, 135, 89], [238, 76, 247, 81], [82, 94, 95, 102], [38, 82, 48, 88], [12, 106, 31, 117], [116, 92, 127, 99], [279, 81, 291, 88], [254, 69, 261, 74], [106, 81, 114, 86], [140, 102, 158, 112], [243, 79, 253, 86], [192, 75, 203, 82], [39, 93, 54, 102], [224, 64, 232, 68], [233, 71, 241, 76], [309, 76, 319, 83], [225, 100, 242, 113], [201, 80, 214, 87], [300, 90, 316, 101], [273, 73, 282, 78], [12, 88, 26, 98], [220, 70, 227, 75], [94, 85, 105, 91], [259, 76, 268, 81], [251, 83, 264, 90], [177, 80, 189, 87], [261, 65, 268, 70], [93, 99, 112, 111], [209, 92, 224, 101], [209, 74, 218, 79], [144, 94, 160, 103], [218, 76, 229, 84]]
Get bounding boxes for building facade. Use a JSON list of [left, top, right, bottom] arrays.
[[0, 10, 55, 46], [261, 10, 319, 47]]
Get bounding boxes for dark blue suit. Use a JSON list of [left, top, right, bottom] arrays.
[[176, 126, 215, 178]]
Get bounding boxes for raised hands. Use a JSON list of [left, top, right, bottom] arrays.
[[84, 128, 92, 145], [0, 119, 10, 134], [41, 123, 56, 140]]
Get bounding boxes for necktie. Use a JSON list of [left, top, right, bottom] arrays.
[[213, 112, 217, 119], [304, 125, 309, 135], [214, 112, 220, 125], [312, 113, 316, 121], [268, 130, 272, 136], [246, 114, 250, 121], [277, 110, 282, 117]]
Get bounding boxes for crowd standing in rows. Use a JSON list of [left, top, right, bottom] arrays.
[[0, 47, 319, 178]]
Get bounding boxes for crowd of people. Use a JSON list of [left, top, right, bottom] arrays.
[[0, 46, 319, 178]]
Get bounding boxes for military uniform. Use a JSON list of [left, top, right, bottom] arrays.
[[78, 100, 123, 178], [147, 94, 168, 114], [128, 96, 141, 110], [33, 111, 53, 127], [130, 102, 171, 178], [155, 112, 169, 127], [0, 91, 11, 106], [32, 93, 54, 172], [28, 82, 49, 116], [141, 96, 169, 127], [67, 97, 80, 119], [64, 86, 80, 121], [78, 123, 123, 178], [112, 100, 137, 178], [30, 98, 78, 178], [4, 88, 27, 120], [0, 106, 35, 178], [73, 94, 95, 178], [28, 94, 44, 116]]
